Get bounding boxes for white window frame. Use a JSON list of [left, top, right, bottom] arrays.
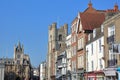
[[93, 29, 96, 38], [108, 25, 115, 37]]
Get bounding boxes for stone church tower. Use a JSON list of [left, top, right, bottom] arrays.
[[47, 23, 68, 80], [14, 42, 24, 65], [13, 42, 31, 80]]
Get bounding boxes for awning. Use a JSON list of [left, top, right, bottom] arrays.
[[103, 67, 116, 76]]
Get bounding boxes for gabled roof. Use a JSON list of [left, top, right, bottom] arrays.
[[76, 2, 105, 31], [80, 12, 105, 30], [83, 6, 98, 14], [75, 2, 119, 32]]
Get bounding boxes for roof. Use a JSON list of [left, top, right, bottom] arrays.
[[80, 12, 105, 30]]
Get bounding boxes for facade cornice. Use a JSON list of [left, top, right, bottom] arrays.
[[103, 12, 120, 25]]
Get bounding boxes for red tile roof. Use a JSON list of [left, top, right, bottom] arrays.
[[76, 3, 119, 31], [80, 12, 105, 30]]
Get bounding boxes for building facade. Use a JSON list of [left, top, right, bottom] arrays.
[[66, 34, 72, 80], [71, 1, 105, 80], [86, 27, 105, 80], [56, 51, 67, 80], [71, 17, 78, 80], [14, 42, 31, 80], [0, 63, 5, 80], [0, 42, 31, 80], [40, 61, 46, 80], [103, 11, 120, 80], [47, 23, 68, 80]]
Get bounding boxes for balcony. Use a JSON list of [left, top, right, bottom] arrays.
[[108, 59, 117, 67], [107, 35, 115, 44]]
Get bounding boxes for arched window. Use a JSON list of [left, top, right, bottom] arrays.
[[59, 44, 61, 48], [59, 34, 62, 41]]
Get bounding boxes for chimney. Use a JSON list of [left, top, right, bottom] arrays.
[[88, 0, 92, 8], [114, 3, 118, 11]]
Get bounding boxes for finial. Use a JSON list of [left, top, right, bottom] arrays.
[[88, 0, 92, 8]]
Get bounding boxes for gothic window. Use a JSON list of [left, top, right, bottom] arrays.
[[50, 35, 52, 40], [59, 44, 61, 48], [17, 60, 20, 64], [17, 55, 20, 59], [59, 34, 62, 41]]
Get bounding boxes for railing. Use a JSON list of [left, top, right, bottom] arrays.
[[107, 35, 115, 44], [108, 59, 117, 67]]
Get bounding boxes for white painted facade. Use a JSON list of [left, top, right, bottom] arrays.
[[66, 34, 72, 71], [0, 63, 5, 80], [40, 62, 46, 80], [86, 36, 105, 72]]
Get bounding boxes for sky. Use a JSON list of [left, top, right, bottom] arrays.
[[0, 0, 120, 67]]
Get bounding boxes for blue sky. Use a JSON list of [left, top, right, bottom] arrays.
[[0, 0, 120, 67]]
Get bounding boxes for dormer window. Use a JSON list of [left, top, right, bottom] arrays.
[[93, 29, 96, 38]]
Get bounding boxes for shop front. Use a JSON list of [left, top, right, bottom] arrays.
[[77, 69, 85, 80], [116, 67, 120, 80], [84, 71, 104, 80], [103, 67, 117, 80]]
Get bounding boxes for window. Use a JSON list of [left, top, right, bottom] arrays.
[[59, 34, 62, 41], [101, 25, 104, 32], [91, 61, 94, 71], [49, 35, 52, 42], [87, 62, 89, 71], [93, 29, 96, 38], [99, 59, 103, 69], [72, 61, 76, 72], [108, 25, 115, 37], [99, 39, 101, 52], [73, 46, 76, 55], [17, 55, 20, 58], [72, 36, 74, 43], [78, 56, 84, 68], [79, 22, 82, 32], [74, 35, 76, 42], [17, 60, 20, 64], [91, 43, 93, 55], [88, 34, 90, 41], [78, 37, 84, 50], [59, 44, 61, 48]]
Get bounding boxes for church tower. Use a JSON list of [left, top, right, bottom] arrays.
[[47, 22, 68, 80], [14, 41, 24, 65]]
